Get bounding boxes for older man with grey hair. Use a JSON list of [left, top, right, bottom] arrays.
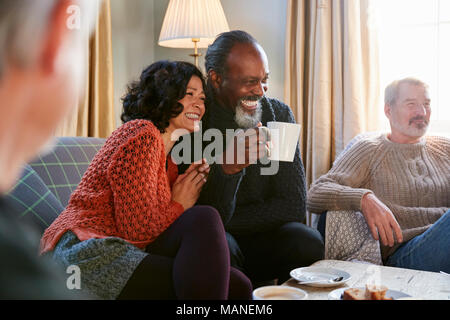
[[0, 0, 97, 298], [308, 77, 450, 272]]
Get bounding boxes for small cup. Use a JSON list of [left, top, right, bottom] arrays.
[[267, 122, 301, 162], [252, 285, 308, 300]]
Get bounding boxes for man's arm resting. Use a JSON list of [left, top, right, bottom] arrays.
[[227, 150, 307, 235], [360, 192, 403, 247]]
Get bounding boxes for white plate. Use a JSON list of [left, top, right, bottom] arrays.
[[328, 287, 411, 300], [290, 267, 351, 287]]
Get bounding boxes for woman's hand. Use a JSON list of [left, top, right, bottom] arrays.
[[183, 158, 210, 177], [171, 159, 209, 210]]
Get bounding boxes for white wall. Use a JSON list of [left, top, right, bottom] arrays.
[[111, 0, 288, 127], [219, 0, 287, 103]]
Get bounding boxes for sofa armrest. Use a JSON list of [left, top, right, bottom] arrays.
[[29, 137, 105, 207], [4, 165, 65, 235], [324, 210, 382, 265]]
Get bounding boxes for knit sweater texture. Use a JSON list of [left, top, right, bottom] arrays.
[[40, 120, 184, 254], [307, 133, 450, 259], [195, 96, 307, 235]]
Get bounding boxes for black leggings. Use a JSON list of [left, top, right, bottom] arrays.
[[227, 222, 324, 284], [117, 206, 252, 300]]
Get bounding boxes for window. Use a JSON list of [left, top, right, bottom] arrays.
[[373, 0, 450, 136]]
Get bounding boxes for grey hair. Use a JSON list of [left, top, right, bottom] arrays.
[[384, 77, 429, 106], [0, 0, 55, 77], [0, 0, 97, 78]]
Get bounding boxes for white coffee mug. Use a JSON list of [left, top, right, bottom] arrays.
[[267, 121, 301, 162], [252, 285, 308, 300]]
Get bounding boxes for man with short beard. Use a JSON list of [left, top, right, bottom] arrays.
[[308, 77, 450, 272], [191, 30, 324, 285]]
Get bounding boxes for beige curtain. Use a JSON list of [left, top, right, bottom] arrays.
[[56, 0, 115, 138], [285, 0, 380, 226]]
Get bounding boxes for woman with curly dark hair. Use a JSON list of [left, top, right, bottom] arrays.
[[40, 60, 252, 300]]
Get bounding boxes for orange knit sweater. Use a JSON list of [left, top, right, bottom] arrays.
[[40, 120, 185, 254]]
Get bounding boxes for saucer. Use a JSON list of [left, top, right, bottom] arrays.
[[290, 267, 351, 287]]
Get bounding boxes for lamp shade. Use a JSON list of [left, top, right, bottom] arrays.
[[158, 0, 230, 49]]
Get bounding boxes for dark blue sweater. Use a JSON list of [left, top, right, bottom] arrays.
[[195, 96, 307, 235], [0, 197, 81, 298]]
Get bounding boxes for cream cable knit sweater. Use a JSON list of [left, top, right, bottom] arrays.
[[308, 133, 450, 259]]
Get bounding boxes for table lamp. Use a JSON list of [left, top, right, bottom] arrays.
[[158, 0, 230, 67]]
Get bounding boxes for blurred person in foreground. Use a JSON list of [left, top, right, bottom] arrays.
[[0, 0, 97, 298]]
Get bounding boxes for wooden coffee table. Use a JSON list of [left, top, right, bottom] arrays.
[[283, 260, 450, 300]]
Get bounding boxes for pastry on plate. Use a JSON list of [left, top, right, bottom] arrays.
[[343, 284, 393, 300]]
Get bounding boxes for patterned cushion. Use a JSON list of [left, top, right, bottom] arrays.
[[29, 137, 105, 207], [4, 165, 64, 235], [325, 210, 382, 265]]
